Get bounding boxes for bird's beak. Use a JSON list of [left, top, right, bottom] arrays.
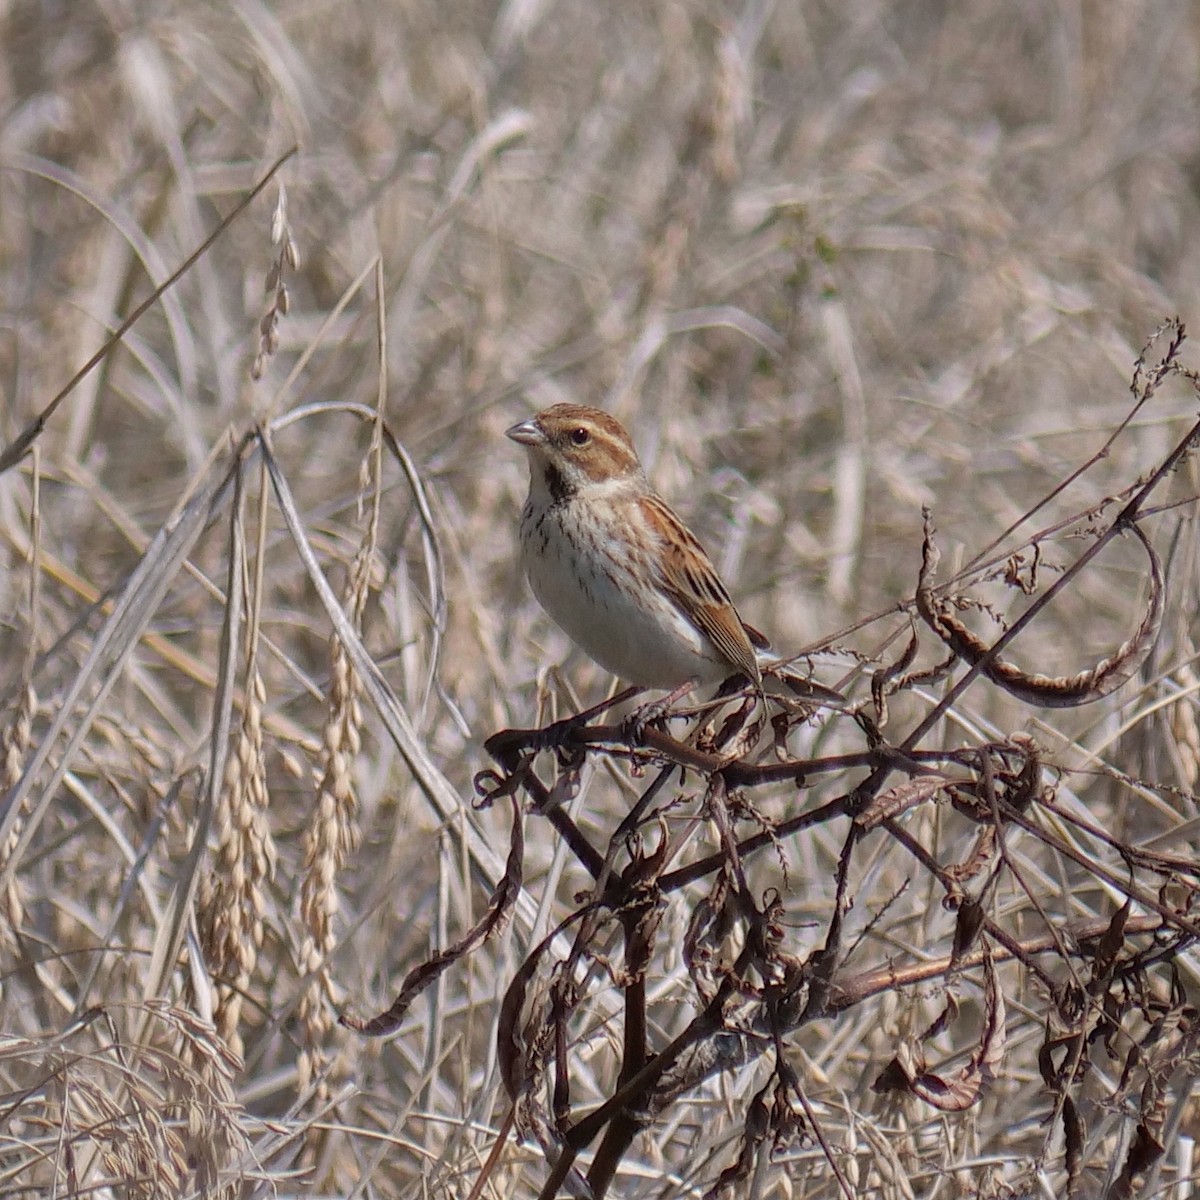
[[505, 417, 545, 447]]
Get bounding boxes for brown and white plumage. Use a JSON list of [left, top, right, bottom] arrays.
[[506, 403, 768, 690]]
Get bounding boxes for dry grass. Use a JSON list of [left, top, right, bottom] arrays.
[[2, 1, 1200, 1197]]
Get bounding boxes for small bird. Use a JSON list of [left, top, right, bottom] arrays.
[[506, 403, 771, 694]]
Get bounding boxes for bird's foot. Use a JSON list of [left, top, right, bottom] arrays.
[[621, 680, 696, 743]]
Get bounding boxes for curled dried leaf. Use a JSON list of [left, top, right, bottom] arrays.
[[1090, 896, 1133, 987], [856, 775, 951, 831], [873, 952, 1006, 1111], [869, 629, 920, 726], [707, 1085, 771, 1199], [951, 897, 986, 964], [917, 513, 1164, 708], [1107, 1122, 1166, 1200]]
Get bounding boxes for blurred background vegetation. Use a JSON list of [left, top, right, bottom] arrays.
[[1, 1, 1199, 1196]]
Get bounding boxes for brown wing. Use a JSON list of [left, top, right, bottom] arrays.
[[641, 494, 761, 681]]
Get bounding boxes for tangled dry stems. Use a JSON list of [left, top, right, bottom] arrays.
[[334, 327, 1200, 1198]]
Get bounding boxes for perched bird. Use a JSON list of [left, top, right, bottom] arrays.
[[506, 403, 771, 693]]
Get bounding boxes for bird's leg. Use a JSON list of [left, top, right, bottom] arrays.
[[622, 678, 699, 743]]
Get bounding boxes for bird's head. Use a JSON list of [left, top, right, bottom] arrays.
[[506, 403, 645, 501]]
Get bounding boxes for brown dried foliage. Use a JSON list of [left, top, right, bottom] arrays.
[[3, 3, 1200, 1198], [346, 327, 1200, 1198]]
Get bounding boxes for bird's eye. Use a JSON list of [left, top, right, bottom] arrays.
[[569, 427, 591, 446]]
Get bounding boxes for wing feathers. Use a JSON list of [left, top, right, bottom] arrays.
[[640, 494, 761, 681]]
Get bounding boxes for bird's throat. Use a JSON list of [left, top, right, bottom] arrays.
[[542, 461, 574, 505]]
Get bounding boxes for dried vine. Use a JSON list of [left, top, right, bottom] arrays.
[[344, 320, 1200, 1199]]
